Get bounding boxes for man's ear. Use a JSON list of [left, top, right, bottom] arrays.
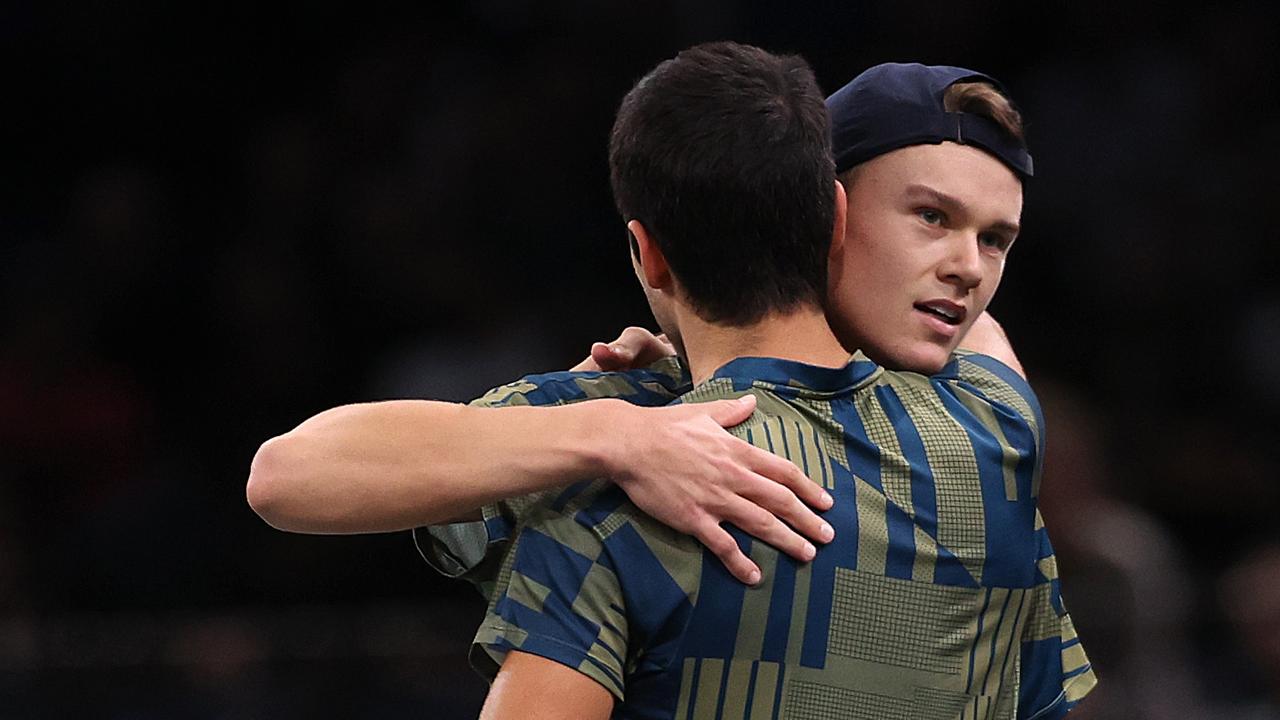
[[826, 179, 848, 293], [830, 179, 848, 257], [627, 219, 672, 290]]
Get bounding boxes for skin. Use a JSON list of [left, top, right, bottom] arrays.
[[826, 142, 1023, 374], [245, 142, 1026, 587], [480, 652, 613, 720], [485, 146, 1027, 718]]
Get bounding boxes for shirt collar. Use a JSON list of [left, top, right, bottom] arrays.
[[701, 351, 882, 397]]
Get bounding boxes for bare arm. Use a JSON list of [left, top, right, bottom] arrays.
[[247, 392, 833, 583], [480, 651, 614, 720], [248, 398, 631, 531], [958, 311, 1026, 379]]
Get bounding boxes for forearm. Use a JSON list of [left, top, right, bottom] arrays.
[[247, 399, 626, 533]]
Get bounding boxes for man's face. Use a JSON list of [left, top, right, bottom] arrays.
[[826, 141, 1023, 373]]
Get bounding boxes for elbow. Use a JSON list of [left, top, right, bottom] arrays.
[[246, 434, 306, 531]]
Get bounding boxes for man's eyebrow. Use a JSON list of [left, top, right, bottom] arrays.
[[903, 183, 1021, 236]]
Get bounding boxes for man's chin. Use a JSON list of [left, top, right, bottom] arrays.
[[865, 342, 950, 375]]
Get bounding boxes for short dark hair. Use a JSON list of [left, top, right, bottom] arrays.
[[608, 41, 834, 326]]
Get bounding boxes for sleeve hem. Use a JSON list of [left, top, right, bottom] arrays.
[[472, 621, 625, 701]]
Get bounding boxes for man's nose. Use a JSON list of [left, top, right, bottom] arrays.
[[938, 233, 983, 292]]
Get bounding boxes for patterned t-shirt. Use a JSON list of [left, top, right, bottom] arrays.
[[424, 352, 1094, 719]]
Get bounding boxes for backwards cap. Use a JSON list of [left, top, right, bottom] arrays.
[[827, 62, 1033, 179]]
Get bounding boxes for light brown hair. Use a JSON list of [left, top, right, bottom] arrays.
[[943, 81, 1025, 142]]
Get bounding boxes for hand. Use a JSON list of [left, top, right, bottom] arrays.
[[570, 326, 676, 372], [605, 394, 835, 584]]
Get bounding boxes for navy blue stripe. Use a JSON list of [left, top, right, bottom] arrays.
[[800, 457, 855, 667], [685, 658, 703, 720], [710, 356, 875, 393], [1020, 637, 1068, 713], [518, 377, 589, 405], [760, 554, 797, 662], [484, 512, 513, 543], [956, 353, 1043, 440], [550, 480, 593, 513], [981, 590, 1014, 695], [770, 664, 786, 720], [829, 395, 882, 576], [876, 385, 940, 541], [990, 396, 1038, 501], [574, 485, 630, 530], [600, 617, 624, 638], [811, 425, 829, 489], [742, 662, 760, 718], [595, 634, 625, 669], [994, 589, 1027, 705], [1063, 663, 1092, 680], [934, 386, 1036, 587], [600, 523, 696, 673], [933, 543, 980, 587], [514, 367, 690, 407], [966, 588, 992, 693], [883, 502, 916, 580], [794, 421, 811, 478], [713, 658, 733, 720], [685, 543, 749, 658]]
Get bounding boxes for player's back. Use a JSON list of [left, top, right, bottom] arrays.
[[474, 353, 1094, 719]]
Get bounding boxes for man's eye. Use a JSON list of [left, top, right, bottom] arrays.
[[980, 233, 1011, 251], [918, 208, 944, 225]]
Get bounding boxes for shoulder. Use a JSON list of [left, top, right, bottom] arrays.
[[470, 357, 690, 409], [945, 351, 1045, 446], [867, 351, 1044, 456]]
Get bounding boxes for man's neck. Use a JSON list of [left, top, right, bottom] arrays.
[[676, 304, 851, 385]]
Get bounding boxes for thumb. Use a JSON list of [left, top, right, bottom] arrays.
[[702, 394, 757, 428], [590, 342, 624, 371]]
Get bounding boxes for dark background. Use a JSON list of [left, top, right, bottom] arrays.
[[3, 2, 1279, 717]]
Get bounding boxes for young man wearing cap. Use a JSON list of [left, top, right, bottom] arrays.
[[461, 44, 1089, 719], [248, 50, 1093, 718]]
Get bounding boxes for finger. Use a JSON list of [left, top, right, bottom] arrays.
[[700, 394, 756, 427], [616, 326, 670, 367], [629, 329, 677, 366], [569, 353, 603, 372], [736, 470, 834, 546], [589, 342, 625, 371], [747, 446, 834, 511], [696, 520, 761, 585], [722, 496, 817, 563], [610, 326, 649, 359]]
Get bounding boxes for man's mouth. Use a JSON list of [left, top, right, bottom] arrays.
[[914, 300, 966, 326]]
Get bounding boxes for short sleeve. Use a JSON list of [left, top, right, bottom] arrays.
[[946, 350, 1045, 455], [1018, 512, 1097, 719], [469, 506, 630, 700], [414, 357, 692, 590]]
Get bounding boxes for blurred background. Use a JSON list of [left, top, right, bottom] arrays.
[[2, 1, 1278, 717]]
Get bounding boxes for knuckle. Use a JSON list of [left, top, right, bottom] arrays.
[[708, 534, 736, 555], [790, 494, 812, 518]]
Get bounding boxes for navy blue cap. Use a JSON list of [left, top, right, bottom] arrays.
[[826, 63, 1033, 179]]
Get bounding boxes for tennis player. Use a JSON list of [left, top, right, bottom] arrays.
[[249, 41, 1094, 718]]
